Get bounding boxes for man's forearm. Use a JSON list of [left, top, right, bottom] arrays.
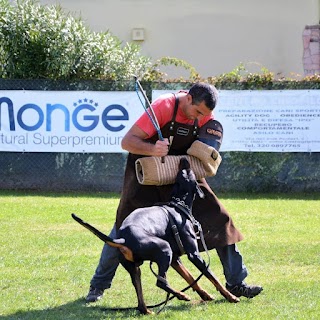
[[122, 136, 169, 157], [122, 136, 156, 156]]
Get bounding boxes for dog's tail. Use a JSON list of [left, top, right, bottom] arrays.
[[71, 213, 134, 262]]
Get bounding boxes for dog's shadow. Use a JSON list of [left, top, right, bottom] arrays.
[[0, 296, 242, 319], [0, 298, 134, 320]]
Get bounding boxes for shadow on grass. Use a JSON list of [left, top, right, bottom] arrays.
[[1, 298, 136, 320], [0, 297, 243, 319]]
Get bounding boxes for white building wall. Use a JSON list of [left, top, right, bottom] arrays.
[[40, 0, 319, 78]]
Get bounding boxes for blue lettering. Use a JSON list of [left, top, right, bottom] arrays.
[[0, 98, 130, 133], [0, 97, 15, 131], [72, 104, 99, 132], [47, 104, 70, 131], [17, 104, 44, 131], [102, 104, 128, 132]]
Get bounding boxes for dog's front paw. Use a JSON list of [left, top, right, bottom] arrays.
[[175, 292, 191, 301], [137, 306, 154, 315], [197, 289, 214, 301], [227, 293, 240, 303]]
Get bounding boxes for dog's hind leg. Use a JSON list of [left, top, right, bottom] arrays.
[[120, 259, 152, 315], [171, 258, 214, 301]]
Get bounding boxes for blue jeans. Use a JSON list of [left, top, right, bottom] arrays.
[[215, 244, 248, 286], [90, 224, 120, 289], [90, 224, 248, 289]]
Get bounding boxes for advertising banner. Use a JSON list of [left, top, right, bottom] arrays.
[[153, 89, 320, 152], [0, 91, 141, 152], [1, 89, 319, 153]]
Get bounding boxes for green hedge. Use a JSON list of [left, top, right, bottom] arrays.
[[0, 0, 150, 80]]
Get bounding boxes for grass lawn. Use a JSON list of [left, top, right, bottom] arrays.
[[0, 190, 319, 319]]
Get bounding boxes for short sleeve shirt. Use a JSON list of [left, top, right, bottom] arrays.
[[135, 91, 214, 138]]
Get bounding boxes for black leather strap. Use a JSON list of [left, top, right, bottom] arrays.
[[169, 93, 199, 136], [169, 94, 179, 133], [160, 206, 185, 255]]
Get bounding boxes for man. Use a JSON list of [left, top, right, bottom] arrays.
[[86, 82, 263, 302]]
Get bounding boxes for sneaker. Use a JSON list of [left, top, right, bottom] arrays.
[[85, 286, 104, 303], [226, 282, 263, 298]]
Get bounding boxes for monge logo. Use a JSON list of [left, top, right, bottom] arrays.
[[0, 96, 129, 132], [0, 93, 132, 150]]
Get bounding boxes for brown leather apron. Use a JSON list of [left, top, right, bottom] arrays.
[[116, 96, 243, 250]]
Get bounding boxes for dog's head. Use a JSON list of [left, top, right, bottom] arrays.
[[171, 158, 204, 209]]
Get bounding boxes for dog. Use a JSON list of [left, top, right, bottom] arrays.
[[72, 157, 239, 314]]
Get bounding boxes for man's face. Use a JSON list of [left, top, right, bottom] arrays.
[[183, 95, 212, 120]]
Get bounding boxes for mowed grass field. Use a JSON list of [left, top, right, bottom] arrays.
[[0, 190, 319, 320]]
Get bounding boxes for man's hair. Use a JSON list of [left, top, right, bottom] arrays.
[[188, 82, 218, 110]]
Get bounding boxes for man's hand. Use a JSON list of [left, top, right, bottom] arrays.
[[121, 125, 169, 156], [153, 139, 169, 157]]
